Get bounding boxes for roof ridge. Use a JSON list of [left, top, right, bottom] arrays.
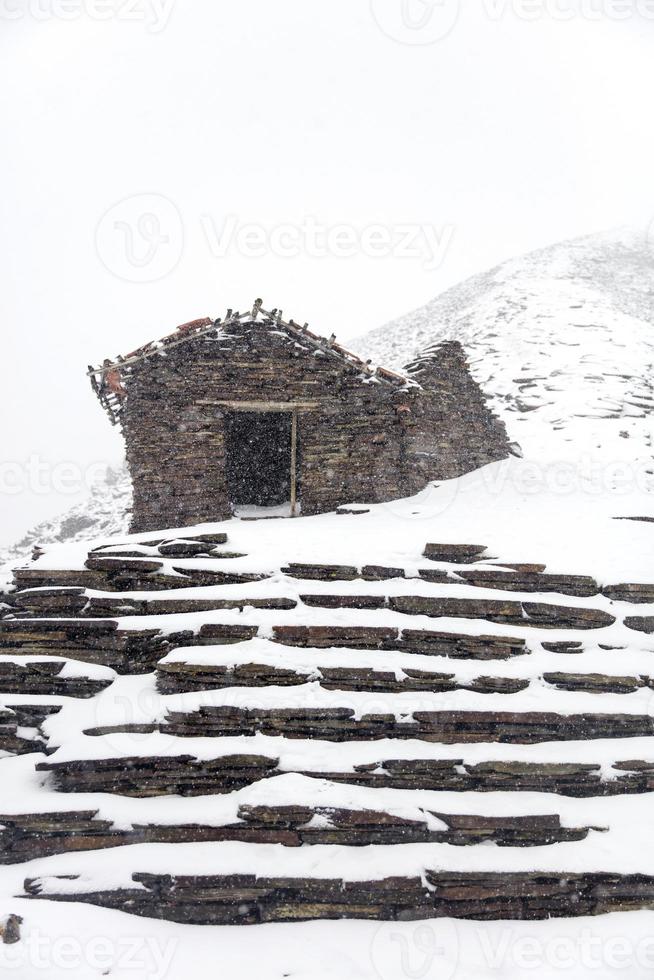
[[88, 299, 411, 384], [87, 300, 414, 425]]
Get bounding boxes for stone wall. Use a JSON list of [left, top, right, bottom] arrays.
[[404, 341, 512, 482], [114, 318, 509, 532]]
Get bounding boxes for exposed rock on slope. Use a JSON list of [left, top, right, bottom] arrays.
[[356, 228, 654, 475], [0, 466, 131, 571]]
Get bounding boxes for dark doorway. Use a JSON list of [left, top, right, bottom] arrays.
[[225, 411, 294, 507]]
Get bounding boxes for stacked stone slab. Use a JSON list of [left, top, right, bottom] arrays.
[[2, 534, 654, 923], [32, 752, 654, 799], [0, 703, 60, 755], [25, 871, 654, 924], [0, 807, 591, 863]]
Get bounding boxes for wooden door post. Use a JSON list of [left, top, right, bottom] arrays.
[[290, 408, 298, 516]]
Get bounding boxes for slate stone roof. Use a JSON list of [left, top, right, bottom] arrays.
[[88, 299, 413, 426]]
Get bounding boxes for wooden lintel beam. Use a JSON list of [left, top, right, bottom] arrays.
[[210, 400, 320, 412]]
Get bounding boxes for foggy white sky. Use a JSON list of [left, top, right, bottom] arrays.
[[1, 1, 653, 546]]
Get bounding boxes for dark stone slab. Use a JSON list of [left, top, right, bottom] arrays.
[[625, 617, 654, 635], [24, 871, 654, 923], [389, 596, 615, 630], [423, 544, 488, 564], [282, 564, 359, 581], [603, 584, 654, 604], [0, 805, 589, 863], [158, 705, 654, 744], [457, 569, 599, 598], [156, 659, 529, 696]]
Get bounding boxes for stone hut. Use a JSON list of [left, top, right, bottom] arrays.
[[89, 300, 510, 533]]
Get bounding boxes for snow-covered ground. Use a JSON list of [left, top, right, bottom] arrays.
[[7, 904, 654, 980], [26, 454, 653, 585], [2, 456, 653, 978]]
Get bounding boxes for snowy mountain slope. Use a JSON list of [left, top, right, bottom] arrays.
[[356, 228, 654, 476]]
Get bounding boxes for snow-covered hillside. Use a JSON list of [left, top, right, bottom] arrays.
[[0, 467, 131, 572], [356, 228, 654, 478]]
